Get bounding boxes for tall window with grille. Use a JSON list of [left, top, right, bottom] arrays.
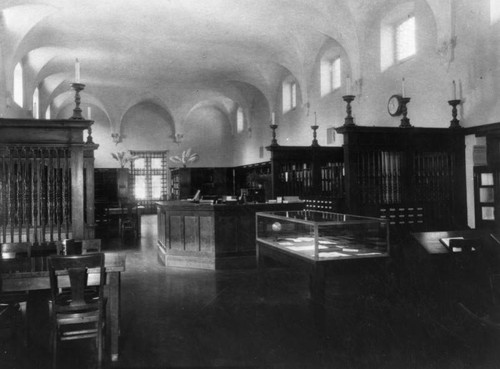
[[130, 151, 168, 213]]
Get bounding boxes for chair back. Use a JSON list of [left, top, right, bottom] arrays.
[[48, 253, 105, 308], [1, 243, 31, 259], [31, 243, 60, 257]]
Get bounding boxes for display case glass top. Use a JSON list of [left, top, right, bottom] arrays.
[[256, 210, 389, 262]]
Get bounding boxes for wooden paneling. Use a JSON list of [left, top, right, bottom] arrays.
[[156, 201, 304, 269], [200, 216, 215, 253], [170, 216, 184, 250], [184, 216, 200, 251]]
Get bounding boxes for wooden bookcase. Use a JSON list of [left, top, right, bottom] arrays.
[[336, 125, 467, 231], [266, 145, 345, 209], [169, 167, 232, 200], [0, 118, 98, 242]]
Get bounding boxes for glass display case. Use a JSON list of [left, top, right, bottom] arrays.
[[256, 210, 390, 262]]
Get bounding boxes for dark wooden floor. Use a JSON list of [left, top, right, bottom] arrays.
[[2, 215, 500, 369]]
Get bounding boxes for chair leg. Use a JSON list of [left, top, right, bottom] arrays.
[[52, 333, 57, 369], [97, 323, 103, 369]]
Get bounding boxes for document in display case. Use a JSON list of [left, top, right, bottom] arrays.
[[256, 210, 390, 262]]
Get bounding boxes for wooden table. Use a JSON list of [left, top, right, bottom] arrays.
[[108, 206, 145, 236], [1, 252, 126, 361], [411, 230, 493, 254]]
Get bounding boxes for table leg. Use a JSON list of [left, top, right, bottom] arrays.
[[107, 272, 121, 361]]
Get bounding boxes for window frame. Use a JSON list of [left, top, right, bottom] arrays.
[[282, 79, 297, 113], [130, 150, 169, 212], [32, 87, 39, 119], [236, 106, 244, 133], [13, 62, 23, 107], [380, 9, 416, 71], [394, 15, 416, 63], [320, 57, 341, 97]]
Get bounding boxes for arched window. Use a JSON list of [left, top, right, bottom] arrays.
[[320, 57, 341, 96], [282, 78, 297, 113], [32, 87, 39, 119], [13, 63, 23, 107], [45, 105, 51, 119], [492, 0, 500, 24], [380, 4, 416, 71], [236, 106, 244, 133]]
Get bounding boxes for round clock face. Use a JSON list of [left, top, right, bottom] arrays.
[[388, 95, 402, 116]]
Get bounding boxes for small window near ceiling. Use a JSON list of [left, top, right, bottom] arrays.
[[45, 105, 51, 119], [13, 63, 23, 107], [282, 79, 297, 113], [492, 0, 500, 24], [236, 106, 244, 133], [396, 16, 416, 61], [380, 9, 416, 71], [321, 57, 341, 96], [32, 87, 39, 119]]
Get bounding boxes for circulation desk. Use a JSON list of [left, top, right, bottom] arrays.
[[156, 200, 304, 269]]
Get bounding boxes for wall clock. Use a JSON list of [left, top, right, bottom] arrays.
[[387, 94, 403, 116]]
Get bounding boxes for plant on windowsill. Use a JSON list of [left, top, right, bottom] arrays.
[[111, 151, 139, 168], [169, 148, 199, 168]]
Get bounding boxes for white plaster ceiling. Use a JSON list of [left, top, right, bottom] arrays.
[[0, 0, 398, 116]]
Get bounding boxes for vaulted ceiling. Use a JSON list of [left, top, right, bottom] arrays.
[[0, 0, 386, 111]]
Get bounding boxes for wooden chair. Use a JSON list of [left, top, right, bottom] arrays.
[[48, 253, 106, 369], [0, 243, 31, 345], [119, 201, 138, 239], [31, 242, 60, 257]]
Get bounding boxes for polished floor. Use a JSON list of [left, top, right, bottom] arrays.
[[2, 215, 500, 369]]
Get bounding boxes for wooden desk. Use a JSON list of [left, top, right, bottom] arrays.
[[108, 206, 145, 236], [1, 252, 126, 361], [411, 230, 497, 255], [156, 201, 305, 269]]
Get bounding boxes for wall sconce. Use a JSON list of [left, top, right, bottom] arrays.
[[174, 133, 184, 144], [111, 133, 121, 145]]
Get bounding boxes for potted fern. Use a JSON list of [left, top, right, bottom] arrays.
[[169, 148, 199, 168]]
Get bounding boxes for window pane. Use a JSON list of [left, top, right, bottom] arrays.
[[13, 63, 23, 107], [134, 175, 147, 200], [151, 158, 162, 169], [45, 105, 51, 119], [480, 188, 494, 203], [396, 16, 415, 61], [151, 175, 162, 199], [291, 83, 297, 108], [482, 206, 495, 220], [332, 58, 341, 90], [134, 158, 146, 169], [32, 87, 39, 119], [236, 107, 244, 133], [481, 173, 494, 186], [282, 82, 291, 112]]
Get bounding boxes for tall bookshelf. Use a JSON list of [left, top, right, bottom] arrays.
[[266, 145, 345, 208], [169, 167, 232, 200]]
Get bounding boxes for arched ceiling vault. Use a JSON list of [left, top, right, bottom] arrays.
[[0, 0, 443, 121]]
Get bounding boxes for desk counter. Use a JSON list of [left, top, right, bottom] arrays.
[[156, 201, 304, 269]]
